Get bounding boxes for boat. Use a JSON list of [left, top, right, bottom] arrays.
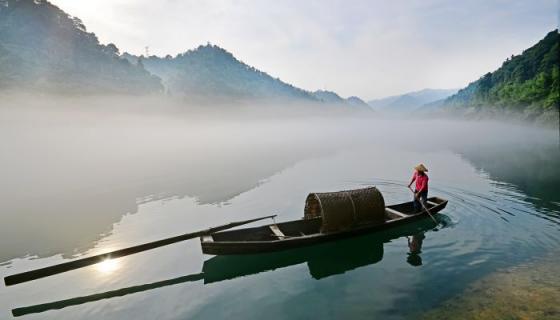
[[201, 186, 448, 255], [12, 217, 445, 317]]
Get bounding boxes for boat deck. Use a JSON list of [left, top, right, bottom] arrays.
[[204, 197, 447, 250]]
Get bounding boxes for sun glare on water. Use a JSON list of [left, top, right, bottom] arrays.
[[96, 258, 120, 274]]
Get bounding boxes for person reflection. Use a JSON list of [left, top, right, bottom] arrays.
[[406, 233, 425, 266]]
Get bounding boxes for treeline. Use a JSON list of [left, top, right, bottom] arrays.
[[0, 0, 162, 94], [444, 30, 559, 120], [0, 1, 371, 108], [125, 44, 319, 103]]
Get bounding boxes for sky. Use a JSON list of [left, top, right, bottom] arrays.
[[49, 0, 558, 100]]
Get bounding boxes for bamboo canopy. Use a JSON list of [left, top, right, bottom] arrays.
[[304, 186, 385, 233]]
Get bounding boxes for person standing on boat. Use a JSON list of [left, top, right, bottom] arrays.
[[408, 164, 429, 212]]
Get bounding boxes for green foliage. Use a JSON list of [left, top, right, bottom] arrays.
[[0, 0, 162, 93], [133, 44, 318, 102], [445, 30, 560, 114]]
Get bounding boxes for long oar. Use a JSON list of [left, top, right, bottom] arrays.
[[408, 186, 438, 224], [4, 215, 276, 286]]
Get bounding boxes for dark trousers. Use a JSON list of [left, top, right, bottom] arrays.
[[413, 190, 428, 212]]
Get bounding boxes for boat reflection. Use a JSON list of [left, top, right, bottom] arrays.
[[12, 215, 450, 317]]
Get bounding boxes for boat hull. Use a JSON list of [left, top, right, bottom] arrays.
[[201, 197, 447, 255]]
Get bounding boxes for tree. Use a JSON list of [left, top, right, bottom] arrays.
[[137, 56, 145, 69], [102, 43, 119, 56], [71, 17, 86, 32]]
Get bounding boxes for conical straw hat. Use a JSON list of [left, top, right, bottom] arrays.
[[414, 163, 428, 172]]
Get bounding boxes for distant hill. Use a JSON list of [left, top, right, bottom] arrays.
[[346, 96, 371, 108], [122, 49, 372, 108], [0, 0, 370, 110], [0, 0, 162, 94], [368, 88, 458, 112], [123, 46, 319, 104], [442, 29, 559, 123], [312, 90, 347, 105], [311, 90, 371, 110]]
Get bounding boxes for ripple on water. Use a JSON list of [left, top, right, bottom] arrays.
[[368, 177, 560, 272]]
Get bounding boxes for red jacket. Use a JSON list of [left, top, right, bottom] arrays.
[[412, 171, 429, 192]]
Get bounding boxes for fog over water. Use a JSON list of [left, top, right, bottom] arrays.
[[0, 94, 559, 319], [0, 94, 556, 260]]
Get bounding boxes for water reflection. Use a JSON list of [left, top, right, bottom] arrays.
[[456, 140, 560, 217], [11, 216, 446, 317], [3, 104, 560, 320], [2, 104, 557, 266], [0, 113, 341, 261], [406, 233, 425, 267], [95, 259, 120, 274]]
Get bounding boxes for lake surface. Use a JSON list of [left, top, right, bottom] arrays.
[[1, 103, 559, 319]]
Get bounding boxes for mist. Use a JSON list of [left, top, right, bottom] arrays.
[[1, 93, 557, 263], [2, 1, 559, 319]]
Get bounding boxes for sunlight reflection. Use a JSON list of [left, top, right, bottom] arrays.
[[96, 258, 120, 274]]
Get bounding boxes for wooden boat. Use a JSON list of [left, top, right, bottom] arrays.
[[201, 187, 448, 255], [202, 217, 441, 282], [11, 218, 443, 318]]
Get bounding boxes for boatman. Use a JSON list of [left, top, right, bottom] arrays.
[[408, 164, 429, 212]]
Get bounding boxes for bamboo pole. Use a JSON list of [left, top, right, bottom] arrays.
[[4, 215, 276, 286]]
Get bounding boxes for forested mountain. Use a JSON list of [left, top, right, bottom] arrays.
[[123, 46, 320, 103], [368, 88, 458, 112], [121, 48, 373, 107], [443, 30, 559, 121], [0, 0, 162, 93], [0, 0, 371, 108]]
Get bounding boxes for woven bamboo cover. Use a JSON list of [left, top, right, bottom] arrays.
[[304, 187, 385, 233]]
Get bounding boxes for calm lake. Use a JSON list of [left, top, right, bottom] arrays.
[[1, 103, 559, 319]]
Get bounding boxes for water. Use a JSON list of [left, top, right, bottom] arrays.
[[421, 249, 560, 319], [0, 102, 559, 319]]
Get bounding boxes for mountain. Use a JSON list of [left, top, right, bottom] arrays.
[[346, 96, 370, 108], [122, 49, 373, 108], [311, 90, 371, 110], [123, 46, 319, 103], [443, 29, 559, 122], [312, 90, 346, 104], [0, 0, 370, 109], [368, 88, 458, 112], [0, 0, 162, 94]]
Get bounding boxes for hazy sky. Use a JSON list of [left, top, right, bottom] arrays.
[[50, 0, 557, 99]]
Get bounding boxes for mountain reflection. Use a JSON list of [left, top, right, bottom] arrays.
[[457, 142, 560, 217], [11, 217, 445, 317], [1, 104, 348, 261], [3, 101, 556, 268]]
